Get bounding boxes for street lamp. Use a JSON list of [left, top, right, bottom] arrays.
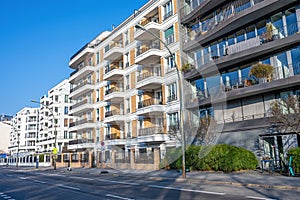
[[31, 100, 58, 170], [135, 23, 186, 178]]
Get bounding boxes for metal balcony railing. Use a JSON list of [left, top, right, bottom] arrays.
[[138, 98, 163, 109], [138, 126, 164, 136], [137, 70, 162, 82], [70, 99, 88, 110], [105, 86, 124, 95], [136, 42, 160, 56], [70, 80, 93, 93], [69, 119, 93, 127]]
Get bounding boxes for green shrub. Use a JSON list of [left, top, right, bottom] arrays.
[[287, 147, 300, 173], [160, 144, 258, 172]]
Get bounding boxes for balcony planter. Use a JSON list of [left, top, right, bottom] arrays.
[[181, 63, 195, 73], [249, 63, 273, 84]]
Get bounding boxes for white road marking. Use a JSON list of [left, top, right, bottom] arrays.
[[33, 180, 46, 184], [19, 177, 27, 180], [69, 176, 94, 181], [98, 179, 138, 186], [149, 185, 226, 195], [0, 195, 7, 197], [246, 196, 277, 200], [0, 193, 3, 194], [3, 196, 11, 199], [106, 194, 134, 200], [57, 184, 80, 191]]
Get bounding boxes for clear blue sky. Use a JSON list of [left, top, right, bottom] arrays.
[[0, 0, 149, 116]]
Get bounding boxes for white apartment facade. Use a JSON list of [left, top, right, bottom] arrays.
[[8, 107, 39, 165], [60, 0, 182, 169]]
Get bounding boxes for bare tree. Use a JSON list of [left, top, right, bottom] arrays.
[[268, 95, 300, 135]]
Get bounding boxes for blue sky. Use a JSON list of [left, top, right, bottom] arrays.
[[0, 0, 149, 116]]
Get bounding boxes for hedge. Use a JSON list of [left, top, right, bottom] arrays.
[[287, 147, 300, 173], [160, 144, 258, 173]]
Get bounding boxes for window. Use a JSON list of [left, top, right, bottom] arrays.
[[96, 129, 100, 142], [124, 53, 129, 68], [125, 75, 130, 90], [164, 26, 174, 45], [64, 95, 68, 103], [124, 30, 129, 46], [163, 1, 173, 21], [168, 112, 178, 130], [64, 106, 68, 115], [96, 52, 100, 64], [167, 82, 177, 102], [126, 98, 130, 113], [64, 131, 68, 139], [166, 54, 175, 71]]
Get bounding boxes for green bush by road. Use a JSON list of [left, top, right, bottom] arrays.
[[160, 144, 258, 173], [287, 147, 300, 173]]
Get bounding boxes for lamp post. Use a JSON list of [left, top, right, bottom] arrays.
[[31, 100, 57, 170], [135, 23, 186, 178]]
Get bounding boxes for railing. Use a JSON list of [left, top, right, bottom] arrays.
[[192, 22, 299, 68], [105, 42, 123, 53], [138, 126, 164, 136], [183, 0, 266, 43], [136, 42, 160, 56], [105, 109, 123, 117], [105, 64, 123, 74], [69, 139, 94, 145], [163, 10, 173, 21], [167, 94, 177, 102], [69, 119, 93, 127], [70, 80, 93, 93], [137, 70, 162, 82], [70, 99, 88, 110], [105, 133, 120, 140], [105, 86, 124, 95], [137, 98, 163, 109], [180, 0, 207, 17]]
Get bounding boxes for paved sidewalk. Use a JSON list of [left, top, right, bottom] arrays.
[[61, 167, 300, 191], [6, 166, 300, 191]]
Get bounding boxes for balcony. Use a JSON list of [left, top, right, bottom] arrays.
[[104, 109, 126, 123], [163, 10, 173, 21], [69, 99, 94, 115], [167, 94, 177, 102], [135, 42, 161, 65], [68, 119, 94, 132], [136, 70, 163, 90], [69, 44, 94, 69], [105, 133, 127, 146], [135, 18, 161, 41], [68, 139, 94, 150], [137, 126, 168, 144], [136, 99, 164, 116], [69, 80, 94, 99], [69, 65, 94, 83], [104, 42, 123, 61], [103, 64, 123, 81], [104, 86, 124, 102]]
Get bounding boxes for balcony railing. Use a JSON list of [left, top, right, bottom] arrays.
[[137, 70, 162, 82], [163, 10, 173, 21], [105, 42, 123, 53], [136, 42, 160, 56], [105, 64, 123, 74], [138, 98, 163, 109], [69, 139, 94, 145], [138, 126, 164, 136], [69, 119, 93, 127], [180, 0, 207, 17], [167, 94, 177, 102], [70, 80, 93, 93], [105, 86, 124, 95], [105, 133, 120, 140], [70, 99, 88, 110], [105, 109, 123, 117]]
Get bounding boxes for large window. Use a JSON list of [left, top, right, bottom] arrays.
[[164, 26, 174, 45], [163, 1, 173, 21], [167, 82, 177, 102], [166, 54, 175, 71]]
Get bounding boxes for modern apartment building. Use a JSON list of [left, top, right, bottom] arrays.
[[179, 0, 300, 162], [37, 79, 74, 156], [8, 107, 39, 165], [61, 0, 182, 169]]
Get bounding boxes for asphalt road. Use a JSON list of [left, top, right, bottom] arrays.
[[0, 167, 299, 200]]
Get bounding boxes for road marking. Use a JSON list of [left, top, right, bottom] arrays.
[[69, 176, 94, 181], [33, 180, 46, 184], [0, 195, 7, 197], [3, 196, 11, 199], [98, 179, 138, 186], [19, 177, 27, 180], [57, 184, 80, 191], [246, 196, 277, 200], [149, 185, 226, 195], [0, 193, 3, 194], [106, 194, 134, 200]]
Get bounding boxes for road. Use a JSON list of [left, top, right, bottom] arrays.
[[0, 167, 299, 200]]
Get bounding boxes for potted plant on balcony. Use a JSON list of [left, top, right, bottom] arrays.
[[181, 63, 195, 73], [249, 63, 273, 84]]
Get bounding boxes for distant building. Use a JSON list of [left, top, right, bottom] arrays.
[[0, 114, 12, 122], [0, 121, 11, 154]]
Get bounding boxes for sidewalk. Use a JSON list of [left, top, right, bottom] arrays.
[[7, 166, 300, 191], [61, 167, 300, 191]]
